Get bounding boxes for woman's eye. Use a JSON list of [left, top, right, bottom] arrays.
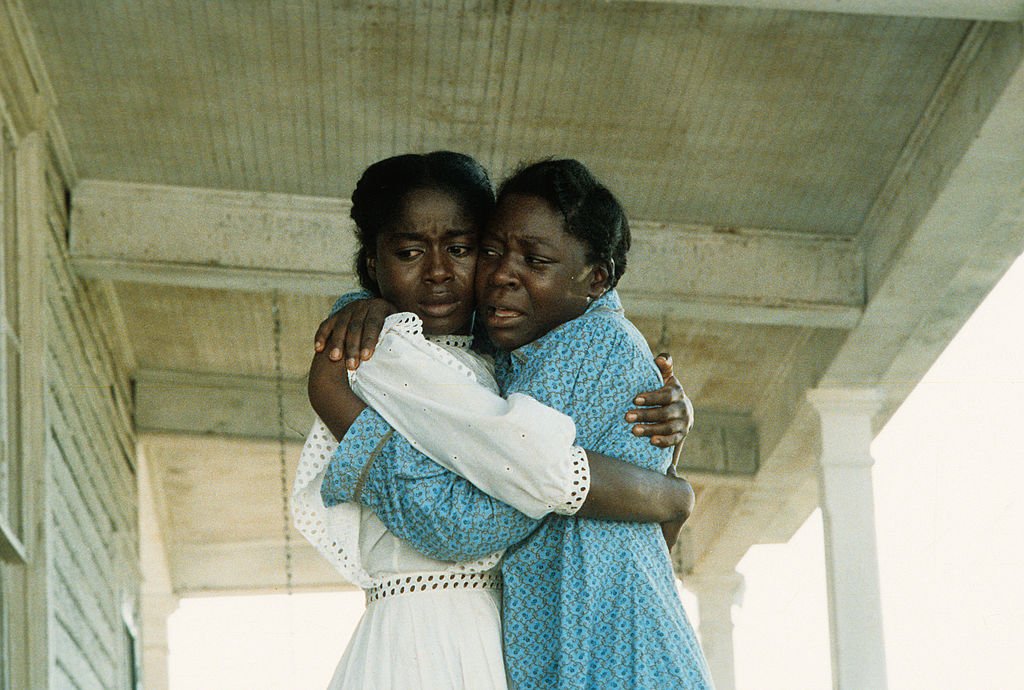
[[395, 248, 423, 260], [480, 247, 500, 258], [448, 245, 475, 258], [525, 256, 550, 266]]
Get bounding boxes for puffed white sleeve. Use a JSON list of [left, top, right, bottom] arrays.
[[291, 417, 372, 588], [347, 313, 591, 520]]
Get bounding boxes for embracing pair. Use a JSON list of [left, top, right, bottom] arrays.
[[293, 153, 714, 689]]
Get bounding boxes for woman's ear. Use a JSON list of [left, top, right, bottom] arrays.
[[365, 255, 377, 283], [586, 262, 610, 300]]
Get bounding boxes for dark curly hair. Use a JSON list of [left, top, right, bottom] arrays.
[[496, 159, 630, 288], [350, 152, 495, 294]]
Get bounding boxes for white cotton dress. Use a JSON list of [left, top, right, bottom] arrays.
[[292, 313, 591, 690]]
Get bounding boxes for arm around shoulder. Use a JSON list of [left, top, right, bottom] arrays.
[[576, 451, 693, 523]]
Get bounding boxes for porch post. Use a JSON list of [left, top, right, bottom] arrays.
[[139, 447, 179, 690], [807, 387, 888, 690], [687, 571, 744, 690], [141, 592, 179, 690]]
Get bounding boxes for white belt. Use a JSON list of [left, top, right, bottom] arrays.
[[365, 570, 502, 604]]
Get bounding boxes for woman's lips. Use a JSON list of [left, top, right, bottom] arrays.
[[419, 299, 461, 318], [485, 305, 525, 325]]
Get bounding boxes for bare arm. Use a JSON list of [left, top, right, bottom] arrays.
[[577, 451, 694, 523], [307, 350, 365, 440]]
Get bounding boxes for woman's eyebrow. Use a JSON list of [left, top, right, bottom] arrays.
[[386, 231, 429, 242], [384, 229, 477, 246], [518, 235, 557, 249], [443, 229, 477, 240]]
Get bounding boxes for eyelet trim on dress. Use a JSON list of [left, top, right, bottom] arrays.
[[365, 571, 502, 604], [558, 445, 591, 515], [373, 312, 480, 385], [292, 419, 373, 588], [425, 333, 474, 350], [383, 309, 474, 351]]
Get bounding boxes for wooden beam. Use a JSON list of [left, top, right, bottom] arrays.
[[134, 368, 758, 475], [627, 1, 1024, 21], [618, 222, 863, 328], [134, 369, 312, 441], [69, 180, 357, 294], [70, 180, 864, 328]]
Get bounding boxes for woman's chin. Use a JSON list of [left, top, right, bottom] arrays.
[[420, 316, 472, 336], [486, 327, 530, 351]]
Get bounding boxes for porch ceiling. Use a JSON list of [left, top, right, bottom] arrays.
[[18, 1, 1024, 594], [28, 0, 967, 234]]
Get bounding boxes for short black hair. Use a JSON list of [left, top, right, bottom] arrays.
[[350, 152, 495, 294], [496, 159, 630, 288]]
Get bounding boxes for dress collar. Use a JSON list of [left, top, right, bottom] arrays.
[[425, 333, 474, 350]]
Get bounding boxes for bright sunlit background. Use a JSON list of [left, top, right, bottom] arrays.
[[168, 254, 1024, 690]]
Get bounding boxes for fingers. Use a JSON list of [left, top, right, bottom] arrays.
[[343, 303, 369, 370], [654, 352, 674, 384], [628, 413, 686, 438], [313, 298, 396, 369], [358, 301, 392, 361], [631, 422, 686, 447], [628, 368, 694, 448], [626, 405, 679, 425], [324, 310, 353, 362], [627, 384, 685, 426], [314, 312, 343, 353], [631, 383, 681, 409]]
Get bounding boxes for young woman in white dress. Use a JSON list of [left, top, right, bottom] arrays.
[[293, 152, 694, 689]]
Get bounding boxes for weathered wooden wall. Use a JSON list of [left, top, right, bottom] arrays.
[[43, 142, 139, 689], [1, 2, 140, 688]]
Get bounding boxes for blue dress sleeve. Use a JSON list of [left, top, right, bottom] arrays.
[[321, 408, 544, 562], [329, 289, 373, 316]]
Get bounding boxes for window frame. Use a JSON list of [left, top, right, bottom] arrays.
[[0, 115, 26, 566]]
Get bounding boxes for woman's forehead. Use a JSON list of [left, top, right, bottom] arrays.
[[488, 194, 564, 238]]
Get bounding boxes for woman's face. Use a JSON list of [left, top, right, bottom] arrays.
[[476, 193, 607, 350], [368, 187, 478, 335]]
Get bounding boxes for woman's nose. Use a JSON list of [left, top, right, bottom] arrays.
[[488, 254, 519, 287], [425, 250, 453, 282]]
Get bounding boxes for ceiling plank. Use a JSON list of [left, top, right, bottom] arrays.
[[629, 1, 1024, 20], [70, 180, 864, 328]]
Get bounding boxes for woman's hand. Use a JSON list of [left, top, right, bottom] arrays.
[[661, 517, 686, 551], [626, 353, 694, 450], [313, 298, 396, 370]]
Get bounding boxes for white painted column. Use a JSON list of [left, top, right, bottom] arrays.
[[807, 387, 888, 690], [138, 447, 179, 690], [141, 592, 179, 690], [686, 571, 744, 690]]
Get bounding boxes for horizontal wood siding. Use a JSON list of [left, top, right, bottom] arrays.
[[43, 141, 138, 690]]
